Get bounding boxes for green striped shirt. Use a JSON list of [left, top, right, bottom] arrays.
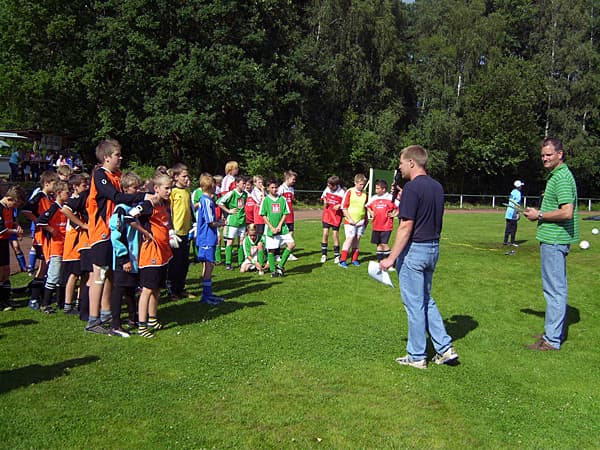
[[537, 163, 579, 244]]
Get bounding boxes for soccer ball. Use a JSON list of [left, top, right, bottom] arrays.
[[579, 240, 590, 250], [592, 228, 599, 235]]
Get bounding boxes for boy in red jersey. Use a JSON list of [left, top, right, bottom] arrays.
[[37, 181, 71, 314], [320, 175, 345, 264], [85, 139, 156, 334], [366, 179, 398, 262], [137, 173, 174, 338], [0, 185, 26, 311]]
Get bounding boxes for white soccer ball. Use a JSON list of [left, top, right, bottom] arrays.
[[579, 240, 590, 250], [592, 228, 599, 235]]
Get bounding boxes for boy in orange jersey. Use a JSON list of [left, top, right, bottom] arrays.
[[36, 181, 70, 314], [0, 185, 26, 311], [136, 173, 174, 338], [85, 139, 157, 334], [21, 171, 59, 309], [60, 173, 90, 315]]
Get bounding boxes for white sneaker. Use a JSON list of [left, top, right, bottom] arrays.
[[320, 255, 327, 263], [395, 355, 427, 369], [432, 346, 459, 365], [333, 256, 340, 264], [288, 254, 298, 261]]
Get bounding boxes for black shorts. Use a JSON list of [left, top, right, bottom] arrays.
[[0, 239, 9, 266], [113, 270, 139, 288], [371, 230, 392, 245], [62, 260, 81, 278], [139, 266, 167, 290], [255, 224, 265, 236], [33, 244, 44, 260], [322, 222, 340, 231], [79, 248, 92, 273], [286, 222, 294, 232], [90, 241, 112, 267]]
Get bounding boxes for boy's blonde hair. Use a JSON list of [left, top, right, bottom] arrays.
[[199, 173, 215, 192], [95, 139, 121, 163], [169, 163, 188, 178], [153, 173, 172, 188], [224, 161, 238, 175], [354, 173, 367, 183], [57, 165, 73, 179], [40, 171, 59, 187], [121, 172, 143, 190], [246, 223, 257, 233], [4, 185, 27, 204], [54, 181, 69, 194], [253, 175, 263, 185], [284, 170, 297, 180], [213, 174, 223, 184]]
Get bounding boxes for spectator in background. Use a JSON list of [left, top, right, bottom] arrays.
[[503, 180, 524, 247], [9, 148, 20, 181]]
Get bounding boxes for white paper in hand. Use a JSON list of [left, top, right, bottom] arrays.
[[368, 261, 394, 288]]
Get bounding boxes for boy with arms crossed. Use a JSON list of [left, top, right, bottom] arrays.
[[260, 179, 295, 277], [320, 175, 345, 263]]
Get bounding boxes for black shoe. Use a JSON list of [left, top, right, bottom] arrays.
[[85, 322, 110, 334], [41, 305, 55, 314], [270, 271, 282, 278], [276, 265, 286, 276]]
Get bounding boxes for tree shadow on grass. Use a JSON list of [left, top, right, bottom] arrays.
[[521, 305, 580, 341], [288, 262, 323, 275], [0, 356, 100, 394], [159, 299, 266, 326]]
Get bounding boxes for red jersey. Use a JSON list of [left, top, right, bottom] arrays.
[[277, 183, 295, 224], [251, 188, 265, 225], [245, 190, 256, 224], [87, 167, 145, 247], [139, 201, 173, 268], [366, 193, 397, 231], [37, 201, 67, 259], [320, 186, 345, 227], [0, 202, 15, 239]]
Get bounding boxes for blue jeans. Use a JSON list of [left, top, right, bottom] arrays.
[[540, 243, 570, 349], [397, 241, 452, 361]]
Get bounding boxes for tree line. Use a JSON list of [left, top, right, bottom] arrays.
[[1, 0, 600, 196]]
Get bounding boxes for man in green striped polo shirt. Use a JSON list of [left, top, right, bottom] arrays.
[[524, 137, 579, 351]]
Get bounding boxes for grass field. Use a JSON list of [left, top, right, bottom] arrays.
[[1, 213, 600, 449]]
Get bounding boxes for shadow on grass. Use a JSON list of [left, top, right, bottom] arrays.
[[0, 356, 100, 394], [288, 262, 323, 275], [444, 314, 479, 341], [0, 319, 38, 328], [160, 299, 266, 326], [521, 305, 580, 340]]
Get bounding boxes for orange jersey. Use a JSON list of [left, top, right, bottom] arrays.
[[37, 202, 67, 259], [63, 191, 90, 261], [23, 190, 53, 246], [0, 203, 15, 239], [139, 202, 173, 268], [87, 168, 145, 247]]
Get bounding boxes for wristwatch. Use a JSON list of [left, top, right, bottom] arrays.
[[538, 212, 543, 222]]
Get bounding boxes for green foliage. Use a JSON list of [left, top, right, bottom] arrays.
[[3, 0, 600, 194]]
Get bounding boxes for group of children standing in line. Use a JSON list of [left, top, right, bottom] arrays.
[[0, 141, 401, 338]]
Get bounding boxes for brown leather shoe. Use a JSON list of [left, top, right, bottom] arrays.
[[526, 339, 558, 351]]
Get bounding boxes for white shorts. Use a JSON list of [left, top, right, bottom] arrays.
[[223, 225, 245, 240], [265, 233, 294, 250], [344, 223, 365, 239]]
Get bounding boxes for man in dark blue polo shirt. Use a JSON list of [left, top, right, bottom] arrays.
[[380, 145, 458, 369]]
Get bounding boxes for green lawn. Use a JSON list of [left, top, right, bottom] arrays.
[[1, 213, 600, 448]]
